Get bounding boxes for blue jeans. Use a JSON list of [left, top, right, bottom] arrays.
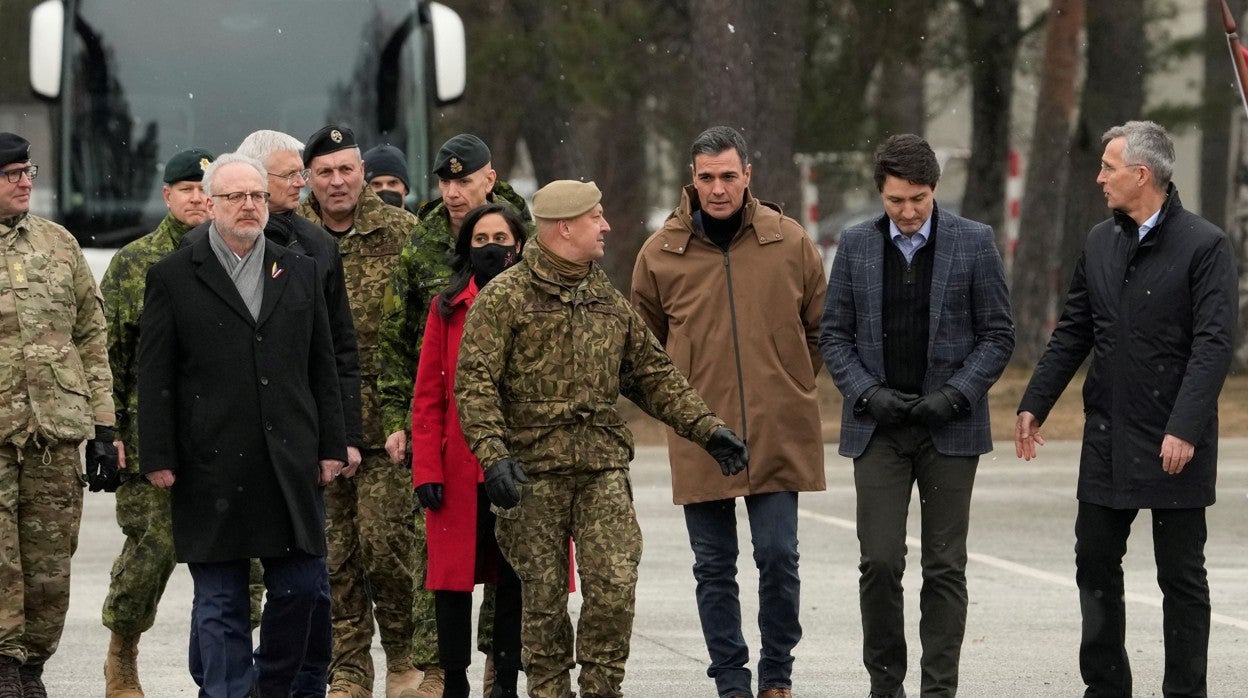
[[683, 491, 801, 697], [188, 552, 327, 698]]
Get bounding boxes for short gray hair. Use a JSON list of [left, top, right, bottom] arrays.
[[1103, 120, 1174, 189], [236, 130, 304, 165], [202, 152, 268, 196], [691, 126, 749, 167]]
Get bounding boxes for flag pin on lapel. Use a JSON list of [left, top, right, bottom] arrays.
[[271, 261, 283, 279]]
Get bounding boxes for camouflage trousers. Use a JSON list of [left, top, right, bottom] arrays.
[[495, 468, 641, 698], [0, 441, 84, 664], [101, 476, 177, 636], [326, 451, 436, 689]]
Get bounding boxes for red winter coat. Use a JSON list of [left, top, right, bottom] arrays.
[[411, 282, 494, 591]]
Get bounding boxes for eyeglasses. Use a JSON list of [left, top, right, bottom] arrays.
[[211, 191, 271, 205], [269, 168, 311, 183], [1, 165, 38, 183], [1099, 162, 1145, 174]]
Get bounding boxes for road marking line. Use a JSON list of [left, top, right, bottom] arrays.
[[797, 508, 1248, 631]]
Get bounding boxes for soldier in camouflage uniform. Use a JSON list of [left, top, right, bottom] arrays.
[[97, 146, 214, 698], [0, 132, 119, 697], [296, 124, 435, 698], [376, 135, 531, 694], [454, 180, 749, 698]]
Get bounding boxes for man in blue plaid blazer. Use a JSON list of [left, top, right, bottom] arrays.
[[819, 134, 1014, 698]]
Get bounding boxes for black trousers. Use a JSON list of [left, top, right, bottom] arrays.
[[1075, 502, 1209, 698], [854, 424, 978, 698]]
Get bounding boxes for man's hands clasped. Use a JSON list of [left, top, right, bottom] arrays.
[[705, 427, 749, 477]]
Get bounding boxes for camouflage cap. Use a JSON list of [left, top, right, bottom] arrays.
[[531, 180, 601, 220], [363, 144, 410, 190], [432, 133, 490, 179], [0, 133, 32, 168], [162, 147, 215, 184], [304, 124, 358, 166]]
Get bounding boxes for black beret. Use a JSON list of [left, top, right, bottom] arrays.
[[303, 124, 358, 166], [432, 133, 490, 179], [0, 133, 32, 169], [162, 148, 215, 184], [363, 145, 410, 191]]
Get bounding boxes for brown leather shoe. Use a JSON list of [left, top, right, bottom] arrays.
[[758, 688, 793, 698]]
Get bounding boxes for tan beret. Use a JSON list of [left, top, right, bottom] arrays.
[[531, 180, 602, 220]]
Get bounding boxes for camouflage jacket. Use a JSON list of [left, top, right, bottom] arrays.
[[0, 213, 114, 447], [299, 185, 417, 449], [99, 212, 192, 471], [454, 238, 723, 475], [377, 179, 532, 436]]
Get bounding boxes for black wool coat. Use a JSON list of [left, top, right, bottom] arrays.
[[1019, 186, 1236, 509], [185, 214, 362, 446], [138, 234, 347, 562]]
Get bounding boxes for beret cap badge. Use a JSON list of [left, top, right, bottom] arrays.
[[449, 157, 463, 174], [330, 129, 343, 143]]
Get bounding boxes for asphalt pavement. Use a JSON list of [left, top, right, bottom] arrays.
[[42, 440, 1248, 696]]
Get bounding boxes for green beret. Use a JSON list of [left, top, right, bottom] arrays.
[[304, 124, 358, 166], [162, 148, 214, 184], [432, 133, 490, 179], [0, 133, 32, 169], [531, 180, 602, 220]]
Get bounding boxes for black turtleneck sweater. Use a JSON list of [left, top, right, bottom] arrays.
[[694, 208, 744, 251]]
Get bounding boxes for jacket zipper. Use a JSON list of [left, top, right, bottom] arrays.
[[722, 249, 749, 445]]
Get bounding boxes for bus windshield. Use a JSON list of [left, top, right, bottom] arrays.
[[61, 0, 429, 245]]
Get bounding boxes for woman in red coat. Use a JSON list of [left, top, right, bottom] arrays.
[[412, 203, 526, 698]]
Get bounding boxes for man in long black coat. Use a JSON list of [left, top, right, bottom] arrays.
[[1016, 120, 1236, 697], [138, 153, 347, 698]]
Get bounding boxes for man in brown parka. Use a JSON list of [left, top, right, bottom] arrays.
[[630, 126, 827, 698]]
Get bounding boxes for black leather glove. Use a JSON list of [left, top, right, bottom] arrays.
[[910, 385, 969, 428], [86, 425, 121, 493], [484, 458, 529, 509], [864, 388, 921, 427], [705, 427, 749, 477], [416, 483, 444, 511]]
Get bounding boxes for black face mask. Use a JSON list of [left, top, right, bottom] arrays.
[[471, 243, 519, 287]]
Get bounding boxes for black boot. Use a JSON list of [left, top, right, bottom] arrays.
[[0, 656, 22, 698], [435, 591, 474, 698], [17, 662, 43, 698]]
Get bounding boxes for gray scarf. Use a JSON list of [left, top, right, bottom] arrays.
[[208, 224, 265, 321]]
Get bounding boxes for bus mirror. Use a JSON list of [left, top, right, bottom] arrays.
[[428, 2, 465, 105], [30, 0, 64, 100]]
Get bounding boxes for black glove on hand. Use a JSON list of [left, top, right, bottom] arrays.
[[86, 425, 121, 493], [705, 427, 749, 477], [910, 385, 969, 428], [416, 483, 444, 511], [484, 458, 529, 509], [865, 388, 921, 427]]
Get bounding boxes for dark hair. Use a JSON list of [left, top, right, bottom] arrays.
[[691, 126, 749, 167], [437, 203, 528, 320], [873, 134, 940, 191]]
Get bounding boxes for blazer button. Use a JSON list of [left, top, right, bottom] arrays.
[[265, 422, 273, 431], [260, 377, 269, 386], [255, 333, 263, 342]]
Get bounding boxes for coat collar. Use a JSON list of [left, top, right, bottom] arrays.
[[1111, 182, 1181, 246], [190, 231, 291, 327], [658, 185, 787, 255]]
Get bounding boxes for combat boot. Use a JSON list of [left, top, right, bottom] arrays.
[[0, 655, 22, 698], [327, 678, 373, 698], [385, 665, 423, 696], [481, 654, 494, 696], [104, 631, 144, 697], [413, 666, 445, 698], [18, 662, 45, 698]]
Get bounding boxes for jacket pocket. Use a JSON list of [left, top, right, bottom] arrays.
[[771, 324, 817, 392]]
